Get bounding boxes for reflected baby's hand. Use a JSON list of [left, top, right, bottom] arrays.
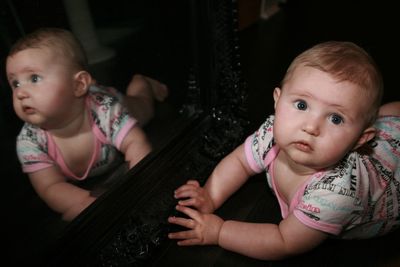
[[168, 205, 224, 246], [174, 180, 215, 213]]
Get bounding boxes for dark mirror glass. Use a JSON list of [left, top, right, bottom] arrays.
[[41, 0, 250, 266], [1, 0, 210, 263]]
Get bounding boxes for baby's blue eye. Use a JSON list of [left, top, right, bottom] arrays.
[[294, 100, 307, 110], [330, 114, 344, 125], [30, 74, 41, 83], [11, 80, 20, 89]]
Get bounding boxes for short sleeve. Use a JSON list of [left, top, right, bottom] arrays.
[[293, 116, 400, 238], [293, 153, 375, 236], [294, 186, 355, 235], [368, 115, 400, 176], [16, 124, 54, 173], [88, 85, 137, 150], [244, 115, 275, 173]]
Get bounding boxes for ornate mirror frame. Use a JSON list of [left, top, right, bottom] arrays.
[[45, 0, 249, 266]]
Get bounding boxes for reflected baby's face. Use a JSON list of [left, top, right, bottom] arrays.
[[7, 47, 81, 129], [273, 66, 373, 172]]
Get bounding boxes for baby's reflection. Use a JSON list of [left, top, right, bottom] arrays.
[[5, 27, 167, 221]]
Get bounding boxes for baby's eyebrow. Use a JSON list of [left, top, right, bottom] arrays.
[[7, 73, 16, 80]]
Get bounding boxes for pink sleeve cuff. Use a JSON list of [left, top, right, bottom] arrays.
[[244, 135, 263, 173], [22, 163, 53, 173], [294, 209, 342, 235], [115, 119, 137, 150]]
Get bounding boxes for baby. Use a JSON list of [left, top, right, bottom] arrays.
[[6, 27, 166, 221], [168, 41, 400, 260]]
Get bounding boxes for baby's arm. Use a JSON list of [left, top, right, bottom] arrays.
[[174, 144, 256, 213], [170, 143, 328, 259], [204, 144, 256, 208], [119, 126, 152, 168], [28, 166, 96, 221], [218, 213, 327, 260], [169, 207, 328, 260]]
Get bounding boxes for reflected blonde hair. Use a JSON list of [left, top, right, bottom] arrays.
[[8, 27, 88, 71], [282, 41, 383, 126]]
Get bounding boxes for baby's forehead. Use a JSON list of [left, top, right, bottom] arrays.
[[9, 44, 57, 58], [7, 46, 71, 72], [286, 69, 373, 106]]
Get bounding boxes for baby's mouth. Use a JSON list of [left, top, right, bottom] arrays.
[[294, 141, 313, 152], [23, 106, 35, 114]]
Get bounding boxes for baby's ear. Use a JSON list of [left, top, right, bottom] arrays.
[[353, 127, 376, 150], [273, 87, 281, 109], [73, 71, 92, 97]]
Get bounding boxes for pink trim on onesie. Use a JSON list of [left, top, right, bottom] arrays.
[[22, 161, 52, 173], [245, 135, 342, 235], [244, 136, 263, 173], [46, 131, 101, 180], [45, 105, 103, 180], [268, 158, 341, 235], [114, 119, 135, 150], [44, 101, 135, 180]]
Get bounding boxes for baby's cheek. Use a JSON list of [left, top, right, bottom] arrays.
[[322, 142, 347, 163]]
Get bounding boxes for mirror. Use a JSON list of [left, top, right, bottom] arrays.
[[42, 0, 249, 266], [1, 0, 212, 264]]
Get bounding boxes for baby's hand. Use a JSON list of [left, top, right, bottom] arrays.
[[174, 180, 215, 213], [168, 205, 224, 246]]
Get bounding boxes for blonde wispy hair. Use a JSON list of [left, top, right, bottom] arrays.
[[8, 27, 88, 72]]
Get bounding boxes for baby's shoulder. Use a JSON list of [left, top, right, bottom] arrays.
[[253, 115, 275, 141], [306, 154, 363, 195], [17, 123, 47, 142], [16, 124, 49, 154], [87, 85, 122, 108]]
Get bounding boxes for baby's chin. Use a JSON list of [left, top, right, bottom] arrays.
[[289, 155, 331, 172], [20, 115, 46, 128]]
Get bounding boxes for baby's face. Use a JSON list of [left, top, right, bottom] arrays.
[[6, 47, 78, 129], [273, 66, 372, 171]]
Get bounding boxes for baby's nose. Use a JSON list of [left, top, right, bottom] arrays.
[[301, 119, 320, 136], [15, 87, 29, 99]]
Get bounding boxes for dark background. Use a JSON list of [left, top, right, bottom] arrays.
[[239, 0, 400, 131]]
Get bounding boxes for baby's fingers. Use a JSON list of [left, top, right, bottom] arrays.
[[177, 197, 199, 207], [176, 238, 202, 246], [167, 217, 199, 244], [186, 180, 200, 187], [174, 180, 200, 195], [175, 204, 200, 220], [167, 220, 202, 246], [168, 230, 201, 246], [174, 188, 199, 200], [168, 215, 196, 229], [168, 228, 196, 240]]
